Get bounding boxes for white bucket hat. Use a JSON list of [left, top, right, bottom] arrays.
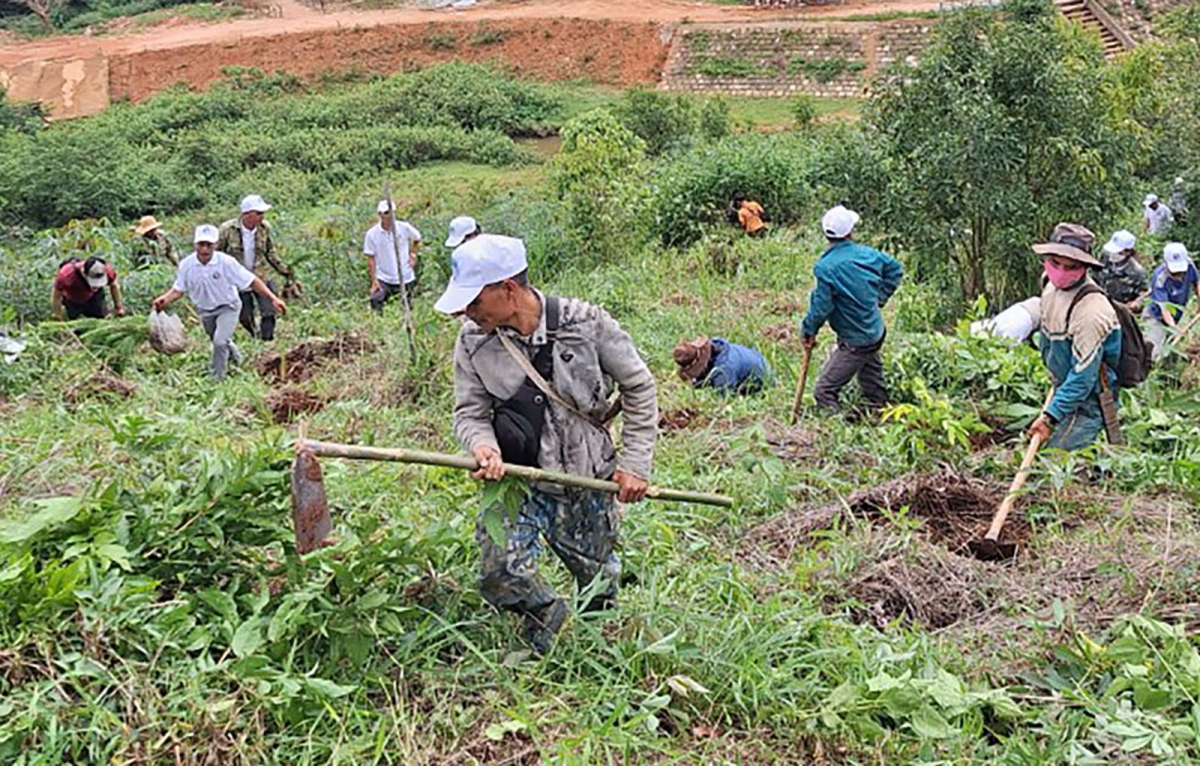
[[821, 205, 860, 239], [84, 259, 110, 290], [1144, 193, 1159, 207], [434, 235, 528, 315], [444, 215, 479, 247], [240, 194, 272, 214], [376, 199, 397, 215]]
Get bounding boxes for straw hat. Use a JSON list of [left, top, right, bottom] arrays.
[[673, 336, 714, 381], [132, 215, 162, 236]]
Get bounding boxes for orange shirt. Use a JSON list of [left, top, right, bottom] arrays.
[[738, 201, 766, 233]]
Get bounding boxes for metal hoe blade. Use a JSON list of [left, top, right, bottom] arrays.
[[967, 538, 1017, 562], [291, 447, 332, 554]]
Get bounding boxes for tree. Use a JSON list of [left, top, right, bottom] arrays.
[[551, 109, 649, 258], [869, 0, 1137, 309], [21, 0, 65, 31]]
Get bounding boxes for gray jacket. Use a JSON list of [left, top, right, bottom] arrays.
[[452, 290, 657, 485]]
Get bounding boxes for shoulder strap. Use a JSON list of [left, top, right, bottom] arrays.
[[496, 296, 607, 429], [1065, 282, 1106, 328]]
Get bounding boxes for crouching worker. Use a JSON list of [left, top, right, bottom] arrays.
[[1027, 224, 1121, 450], [673, 336, 772, 394], [152, 225, 287, 380], [51, 256, 126, 320], [436, 234, 658, 655]]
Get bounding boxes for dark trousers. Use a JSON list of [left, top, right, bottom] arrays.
[[370, 280, 413, 313], [239, 282, 277, 340], [813, 336, 888, 414], [65, 291, 106, 319]]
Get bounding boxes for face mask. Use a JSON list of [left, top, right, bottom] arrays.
[[1044, 260, 1087, 290]]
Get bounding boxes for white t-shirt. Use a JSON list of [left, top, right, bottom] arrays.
[[173, 251, 256, 313], [363, 221, 421, 285], [1145, 203, 1173, 234], [240, 225, 257, 270]]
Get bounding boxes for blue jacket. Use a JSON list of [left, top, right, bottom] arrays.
[[1038, 279, 1122, 423], [695, 338, 771, 395], [1146, 262, 1199, 323], [801, 240, 904, 347]]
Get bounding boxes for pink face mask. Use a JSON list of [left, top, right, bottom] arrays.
[[1044, 260, 1087, 290]]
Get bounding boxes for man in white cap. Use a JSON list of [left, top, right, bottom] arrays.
[[152, 225, 288, 380], [1027, 223, 1122, 450], [217, 194, 296, 341], [1143, 193, 1173, 235], [1095, 229, 1147, 310], [1143, 242, 1200, 361], [363, 200, 422, 312], [50, 256, 126, 320], [437, 234, 657, 655], [444, 215, 480, 249], [800, 204, 903, 417], [129, 214, 177, 268]]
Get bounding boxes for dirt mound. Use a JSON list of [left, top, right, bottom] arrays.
[[764, 423, 819, 461], [254, 333, 374, 384], [64, 371, 137, 403], [264, 386, 327, 423], [743, 474, 1200, 653], [762, 321, 801, 350], [659, 408, 706, 433], [740, 469, 1017, 567]]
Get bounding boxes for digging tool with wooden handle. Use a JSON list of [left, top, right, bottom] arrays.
[[382, 180, 418, 364], [290, 438, 735, 552], [789, 344, 813, 425], [970, 430, 1044, 561]]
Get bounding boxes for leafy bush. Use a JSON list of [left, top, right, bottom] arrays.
[[649, 133, 818, 248], [551, 109, 649, 259], [694, 57, 757, 79], [614, 88, 697, 156], [0, 64, 555, 228]]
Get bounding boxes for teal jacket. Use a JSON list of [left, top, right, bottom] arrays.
[[801, 240, 904, 347]]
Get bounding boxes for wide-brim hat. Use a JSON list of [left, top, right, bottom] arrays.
[[132, 215, 162, 236], [674, 336, 713, 381], [1032, 222, 1101, 267]]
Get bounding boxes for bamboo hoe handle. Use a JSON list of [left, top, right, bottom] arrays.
[[302, 439, 734, 508], [789, 345, 813, 426]]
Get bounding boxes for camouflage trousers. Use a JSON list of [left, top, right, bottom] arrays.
[[476, 488, 621, 616]]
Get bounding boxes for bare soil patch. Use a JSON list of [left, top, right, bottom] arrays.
[[764, 422, 819, 461], [742, 473, 1200, 658], [264, 386, 327, 423], [659, 407, 707, 433], [64, 371, 137, 403], [254, 333, 374, 384]]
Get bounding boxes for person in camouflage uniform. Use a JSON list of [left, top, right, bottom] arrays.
[[130, 215, 177, 268], [436, 234, 658, 655], [1095, 229, 1148, 310], [217, 195, 297, 341]]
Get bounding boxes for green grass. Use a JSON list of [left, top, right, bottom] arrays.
[[726, 95, 864, 126]]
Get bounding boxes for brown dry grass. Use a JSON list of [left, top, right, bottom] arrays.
[[253, 332, 375, 384], [740, 470, 1200, 675]]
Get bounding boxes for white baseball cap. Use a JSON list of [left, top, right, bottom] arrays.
[[821, 205, 860, 239], [194, 224, 220, 244], [240, 194, 272, 214], [1102, 229, 1136, 255], [376, 199, 397, 215], [444, 215, 479, 247], [84, 259, 110, 290], [1164, 242, 1190, 274], [1144, 194, 1159, 207], [434, 235, 528, 315]]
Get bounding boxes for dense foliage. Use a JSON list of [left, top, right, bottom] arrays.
[[0, 64, 559, 228]]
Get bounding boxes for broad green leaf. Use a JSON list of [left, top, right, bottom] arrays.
[[302, 677, 356, 699], [1132, 681, 1172, 711], [483, 719, 526, 741], [0, 498, 83, 544], [910, 705, 956, 740], [927, 668, 967, 710], [231, 619, 263, 659], [482, 505, 508, 547], [825, 681, 860, 710]]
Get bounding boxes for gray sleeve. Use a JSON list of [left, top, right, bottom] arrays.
[[452, 334, 499, 454], [594, 309, 658, 479]]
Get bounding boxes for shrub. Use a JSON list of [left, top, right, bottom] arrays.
[[694, 57, 757, 79], [613, 88, 696, 156]]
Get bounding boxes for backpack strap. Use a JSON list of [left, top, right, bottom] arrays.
[[1064, 282, 1107, 329]]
